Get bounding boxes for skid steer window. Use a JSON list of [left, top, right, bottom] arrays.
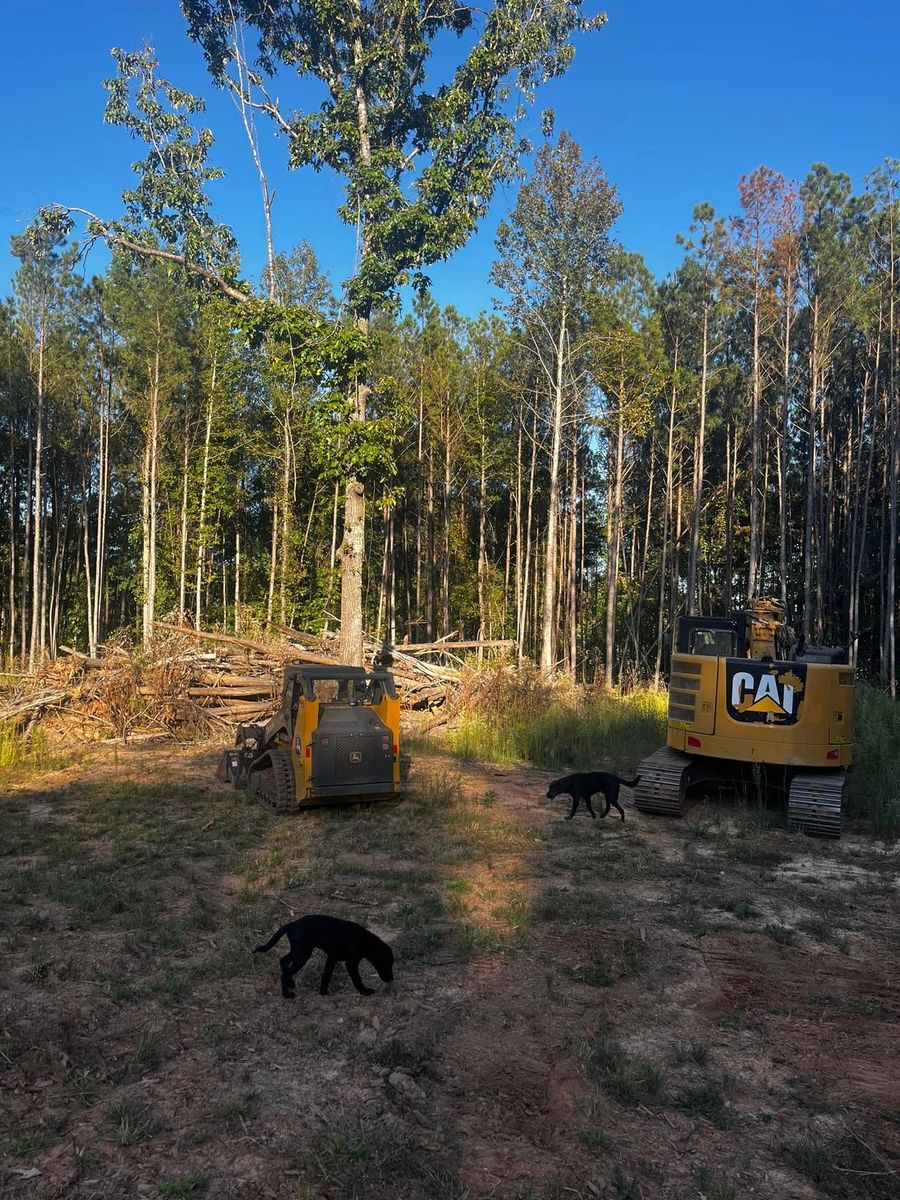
[[312, 679, 343, 704], [310, 677, 379, 706], [689, 629, 736, 657]]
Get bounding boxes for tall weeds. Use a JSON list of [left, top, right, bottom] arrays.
[[449, 671, 666, 774], [0, 722, 61, 776], [851, 683, 900, 837]]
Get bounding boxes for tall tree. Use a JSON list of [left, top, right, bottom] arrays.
[[179, 0, 606, 663], [493, 131, 621, 672], [11, 229, 79, 667], [674, 203, 727, 615]]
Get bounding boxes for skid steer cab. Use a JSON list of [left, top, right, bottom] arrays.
[[217, 665, 406, 809]]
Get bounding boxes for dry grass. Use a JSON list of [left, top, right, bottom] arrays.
[[1, 736, 898, 1199]]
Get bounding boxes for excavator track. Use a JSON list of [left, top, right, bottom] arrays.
[[633, 747, 697, 817], [787, 769, 847, 839], [247, 749, 296, 811]]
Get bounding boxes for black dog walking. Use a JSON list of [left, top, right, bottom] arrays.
[[546, 771, 641, 821], [255, 914, 394, 999]]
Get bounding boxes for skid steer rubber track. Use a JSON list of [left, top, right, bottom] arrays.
[[787, 769, 847, 839], [633, 747, 696, 817], [247, 749, 296, 810]]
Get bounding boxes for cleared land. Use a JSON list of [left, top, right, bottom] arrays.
[[1, 740, 898, 1199]]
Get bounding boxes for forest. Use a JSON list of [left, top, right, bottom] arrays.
[[2, 2, 900, 698]]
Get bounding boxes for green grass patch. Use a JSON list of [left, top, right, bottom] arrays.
[[575, 1036, 665, 1106], [448, 678, 665, 773], [0, 721, 66, 779], [308, 1119, 467, 1200], [672, 1040, 710, 1067], [783, 1133, 896, 1199], [671, 1078, 733, 1128], [109, 1096, 159, 1145], [157, 1173, 207, 1198]]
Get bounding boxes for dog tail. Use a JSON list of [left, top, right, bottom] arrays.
[[254, 924, 289, 954], [621, 775, 641, 789]]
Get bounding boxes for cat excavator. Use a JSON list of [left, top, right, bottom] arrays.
[[634, 599, 854, 838]]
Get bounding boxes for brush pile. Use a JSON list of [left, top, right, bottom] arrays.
[[0, 621, 513, 743]]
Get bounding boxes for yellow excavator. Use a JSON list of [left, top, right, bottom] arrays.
[[634, 599, 854, 838]]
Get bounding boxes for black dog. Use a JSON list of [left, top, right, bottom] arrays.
[[546, 771, 641, 821], [254, 914, 394, 999]]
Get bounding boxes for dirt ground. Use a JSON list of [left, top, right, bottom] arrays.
[[1, 738, 898, 1200]]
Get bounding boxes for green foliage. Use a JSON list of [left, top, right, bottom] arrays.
[[449, 680, 666, 772], [851, 683, 900, 836], [185, 1, 607, 311], [0, 723, 62, 776], [103, 47, 237, 274]]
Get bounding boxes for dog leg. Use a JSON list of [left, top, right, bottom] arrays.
[[280, 947, 311, 999], [610, 798, 626, 822], [585, 795, 597, 819], [346, 960, 375, 996], [279, 950, 296, 999], [319, 955, 338, 995], [566, 795, 578, 819]]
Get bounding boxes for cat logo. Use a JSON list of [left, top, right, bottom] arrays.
[[725, 662, 807, 725], [349, 750, 363, 764]]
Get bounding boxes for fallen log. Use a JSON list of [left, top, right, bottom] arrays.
[[154, 621, 339, 667], [198, 672, 278, 688], [393, 638, 514, 653], [59, 645, 104, 667], [0, 689, 72, 723], [186, 686, 276, 699]]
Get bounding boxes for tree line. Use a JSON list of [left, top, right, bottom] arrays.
[[4, 142, 900, 692], [3, 2, 899, 694]]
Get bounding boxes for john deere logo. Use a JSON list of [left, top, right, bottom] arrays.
[[726, 662, 807, 725]]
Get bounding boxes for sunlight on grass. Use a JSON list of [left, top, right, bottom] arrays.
[[0, 721, 66, 779], [449, 680, 666, 773]]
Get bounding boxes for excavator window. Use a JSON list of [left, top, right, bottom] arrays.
[[688, 628, 737, 657], [676, 615, 747, 657]]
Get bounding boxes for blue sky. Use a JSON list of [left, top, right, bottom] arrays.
[[1, 1, 897, 315]]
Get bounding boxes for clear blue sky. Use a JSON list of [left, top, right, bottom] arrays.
[[1, 1, 897, 314]]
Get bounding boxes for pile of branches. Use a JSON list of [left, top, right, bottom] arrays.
[[0, 621, 513, 743]]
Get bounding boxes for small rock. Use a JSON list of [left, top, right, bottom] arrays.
[[388, 1070, 425, 1102]]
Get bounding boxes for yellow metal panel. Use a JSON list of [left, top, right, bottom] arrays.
[[292, 696, 319, 801], [373, 694, 402, 788], [668, 654, 718, 734], [665, 731, 852, 768], [667, 657, 855, 768]]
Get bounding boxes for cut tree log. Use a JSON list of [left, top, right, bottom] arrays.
[[153, 621, 335, 666], [391, 639, 514, 653]]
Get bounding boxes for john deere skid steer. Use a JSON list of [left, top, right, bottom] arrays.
[[217, 665, 405, 809]]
